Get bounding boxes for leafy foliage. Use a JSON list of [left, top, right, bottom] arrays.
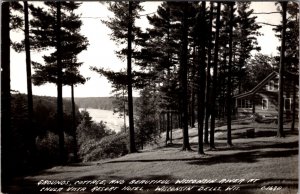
[[135, 87, 160, 149], [8, 93, 80, 174], [76, 110, 119, 161], [77, 110, 115, 144], [76, 111, 127, 162], [243, 54, 276, 90], [80, 133, 128, 162]]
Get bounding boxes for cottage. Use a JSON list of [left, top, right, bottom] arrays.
[[233, 71, 298, 120]]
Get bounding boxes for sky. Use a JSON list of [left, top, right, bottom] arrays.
[[9, 2, 281, 98]]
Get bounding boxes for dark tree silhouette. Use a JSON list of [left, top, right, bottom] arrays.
[[210, 2, 221, 149], [30, 2, 88, 162], [1, 2, 12, 188], [277, 1, 287, 138], [274, 2, 299, 131], [204, 2, 214, 145], [23, 1, 37, 160], [180, 2, 191, 151], [127, 1, 137, 153], [226, 2, 235, 146], [55, 2, 65, 163], [98, 2, 143, 153], [197, 1, 207, 155]]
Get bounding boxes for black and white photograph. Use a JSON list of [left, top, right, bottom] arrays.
[[1, 1, 299, 193]]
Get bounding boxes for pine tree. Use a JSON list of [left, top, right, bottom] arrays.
[[127, 1, 137, 153], [235, 2, 261, 93], [210, 2, 221, 149], [179, 2, 191, 151], [286, 3, 299, 132], [135, 86, 159, 150], [196, 1, 207, 154], [30, 2, 89, 162], [10, 2, 32, 115], [96, 2, 144, 153], [277, 1, 288, 138], [217, 3, 236, 119], [23, 1, 36, 155], [146, 2, 181, 146], [9, 1, 38, 164], [1, 2, 12, 187], [56, 1, 64, 163], [226, 2, 235, 146], [204, 2, 214, 145], [274, 2, 299, 131]]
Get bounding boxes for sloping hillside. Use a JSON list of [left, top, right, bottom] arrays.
[[17, 121, 298, 194]]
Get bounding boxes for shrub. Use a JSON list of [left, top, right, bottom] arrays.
[[35, 132, 60, 167], [80, 133, 128, 162], [35, 132, 74, 168], [77, 110, 120, 162]]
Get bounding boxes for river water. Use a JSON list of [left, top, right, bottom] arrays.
[[79, 108, 128, 133]]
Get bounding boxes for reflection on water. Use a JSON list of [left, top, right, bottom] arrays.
[[79, 108, 128, 133]]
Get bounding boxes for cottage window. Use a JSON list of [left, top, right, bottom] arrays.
[[262, 98, 268, 110], [284, 98, 291, 111], [238, 99, 252, 108], [268, 80, 279, 91]]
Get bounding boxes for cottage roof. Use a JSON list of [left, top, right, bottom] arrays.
[[233, 71, 299, 99], [234, 71, 277, 99]]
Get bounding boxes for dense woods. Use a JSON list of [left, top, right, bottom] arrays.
[[2, 94, 81, 173], [1, 1, 298, 191]]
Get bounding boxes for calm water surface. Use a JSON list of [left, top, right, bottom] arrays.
[[79, 108, 128, 133]]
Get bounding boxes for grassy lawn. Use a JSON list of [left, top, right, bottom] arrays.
[[9, 120, 298, 194]]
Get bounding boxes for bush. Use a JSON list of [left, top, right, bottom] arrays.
[[5, 93, 81, 176], [77, 111, 115, 145], [77, 110, 119, 162], [80, 133, 128, 162], [35, 132, 60, 167], [35, 132, 74, 168]]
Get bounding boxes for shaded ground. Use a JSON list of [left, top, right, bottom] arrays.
[[6, 120, 299, 194]]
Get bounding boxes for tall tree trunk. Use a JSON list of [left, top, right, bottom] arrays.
[[238, 63, 242, 94], [127, 1, 137, 153], [170, 112, 173, 144], [56, 2, 65, 163], [1, 2, 12, 187], [277, 1, 287, 137], [226, 2, 234, 146], [291, 80, 296, 131], [197, 1, 207, 155], [204, 2, 214, 144], [181, 3, 191, 151], [166, 113, 170, 142], [163, 113, 165, 131], [166, 112, 170, 144], [24, 0, 36, 161], [71, 84, 78, 162], [190, 45, 196, 128], [210, 2, 221, 149], [166, 7, 172, 140], [179, 110, 182, 128], [123, 89, 126, 133]]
